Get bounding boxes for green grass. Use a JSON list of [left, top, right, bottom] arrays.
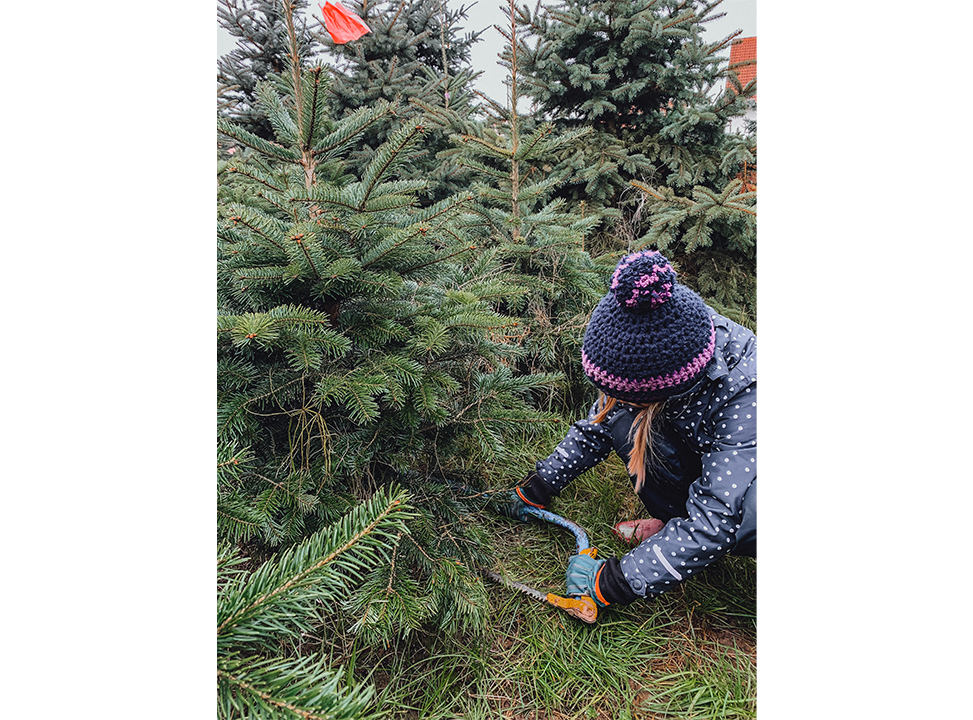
[[303, 420, 756, 719], [324, 449, 755, 719]]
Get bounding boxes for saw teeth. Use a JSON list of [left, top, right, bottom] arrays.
[[481, 568, 548, 602]]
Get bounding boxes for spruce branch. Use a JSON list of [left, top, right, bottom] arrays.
[[399, 242, 478, 275], [224, 164, 289, 195], [295, 234, 324, 279], [358, 228, 428, 270], [217, 485, 413, 644], [312, 101, 394, 157], [455, 134, 513, 160], [512, 123, 556, 161], [257, 81, 301, 146], [356, 119, 428, 208], [217, 497, 273, 543], [629, 179, 666, 201], [703, 28, 743, 57], [290, 184, 361, 211], [219, 118, 302, 163], [455, 156, 510, 182], [222, 205, 290, 252], [217, 654, 377, 720], [301, 65, 327, 150], [409, 189, 476, 224]]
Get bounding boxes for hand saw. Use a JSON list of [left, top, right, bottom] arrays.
[[482, 504, 600, 624]]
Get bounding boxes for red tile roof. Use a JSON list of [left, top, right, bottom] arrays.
[[727, 36, 756, 101]]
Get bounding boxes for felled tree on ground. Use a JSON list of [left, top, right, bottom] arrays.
[[217, 0, 560, 641], [450, 0, 609, 412]]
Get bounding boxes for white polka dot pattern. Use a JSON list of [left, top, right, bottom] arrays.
[[536, 310, 756, 598]]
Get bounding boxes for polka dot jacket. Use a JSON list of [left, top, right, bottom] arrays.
[[530, 309, 756, 602]]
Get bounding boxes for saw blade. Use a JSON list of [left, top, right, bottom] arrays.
[[481, 568, 550, 603], [482, 568, 599, 623]]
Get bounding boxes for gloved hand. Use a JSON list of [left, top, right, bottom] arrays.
[[496, 488, 530, 522], [566, 549, 610, 608], [495, 473, 550, 522]]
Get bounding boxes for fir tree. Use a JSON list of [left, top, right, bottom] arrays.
[[313, 0, 485, 199], [218, 0, 324, 140], [217, 0, 559, 640], [319, 0, 481, 124], [451, 0, 610, 411], [512, 0, 757, 325], [512, 0, 753, 208]]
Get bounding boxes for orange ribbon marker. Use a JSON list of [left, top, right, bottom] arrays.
[[319, 2, 371, 44]]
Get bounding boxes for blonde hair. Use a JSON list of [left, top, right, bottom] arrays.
[[592, 392, 665, 494]]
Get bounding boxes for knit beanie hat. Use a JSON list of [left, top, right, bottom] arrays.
[[581, 250, 715, 403]]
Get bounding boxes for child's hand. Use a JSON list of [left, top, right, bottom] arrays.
[[565, 550, 609, 608]]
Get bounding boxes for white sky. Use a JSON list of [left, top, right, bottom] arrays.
[[217, 0, 756, 103]]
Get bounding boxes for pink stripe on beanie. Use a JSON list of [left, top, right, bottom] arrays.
[[582, 251, 714, 402]]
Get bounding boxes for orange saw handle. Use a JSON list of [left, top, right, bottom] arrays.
[[547, 545, 600, 623], [545, 593, 598, 623], [502, 504, 603, 623]]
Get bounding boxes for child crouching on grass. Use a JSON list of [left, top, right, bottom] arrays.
[[509, 250, 756, 611]]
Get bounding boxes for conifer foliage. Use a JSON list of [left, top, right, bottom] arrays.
[[218, 0, 323, 139], [217, 485, 413, 719], [451, 0, 610, 409], [321, 0, 481, 120], [217, 0, 561, 644], [215, 2, 757, 688], [509, 0, 757, 325], [513, 0, 752, 205], [316, 0, 484, 199]]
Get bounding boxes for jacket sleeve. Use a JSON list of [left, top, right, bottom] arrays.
[[532, 402, 615, 498], [601, 379, 757, 601]]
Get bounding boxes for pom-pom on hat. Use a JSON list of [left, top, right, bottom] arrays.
[[581, 250, 715, 403]]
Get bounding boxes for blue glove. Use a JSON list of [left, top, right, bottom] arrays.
[[495, 489, 527, 522], [496, 486, 546, 523], [565, 551, 609, 607]]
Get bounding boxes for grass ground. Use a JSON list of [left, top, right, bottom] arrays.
[[324, 449, 757, 719]]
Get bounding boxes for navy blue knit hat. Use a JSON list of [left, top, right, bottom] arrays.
[[581, 250, 715, 403]]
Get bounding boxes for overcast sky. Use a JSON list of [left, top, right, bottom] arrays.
[[217, 0, 756, 103], [464, 0, 755, 102]]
